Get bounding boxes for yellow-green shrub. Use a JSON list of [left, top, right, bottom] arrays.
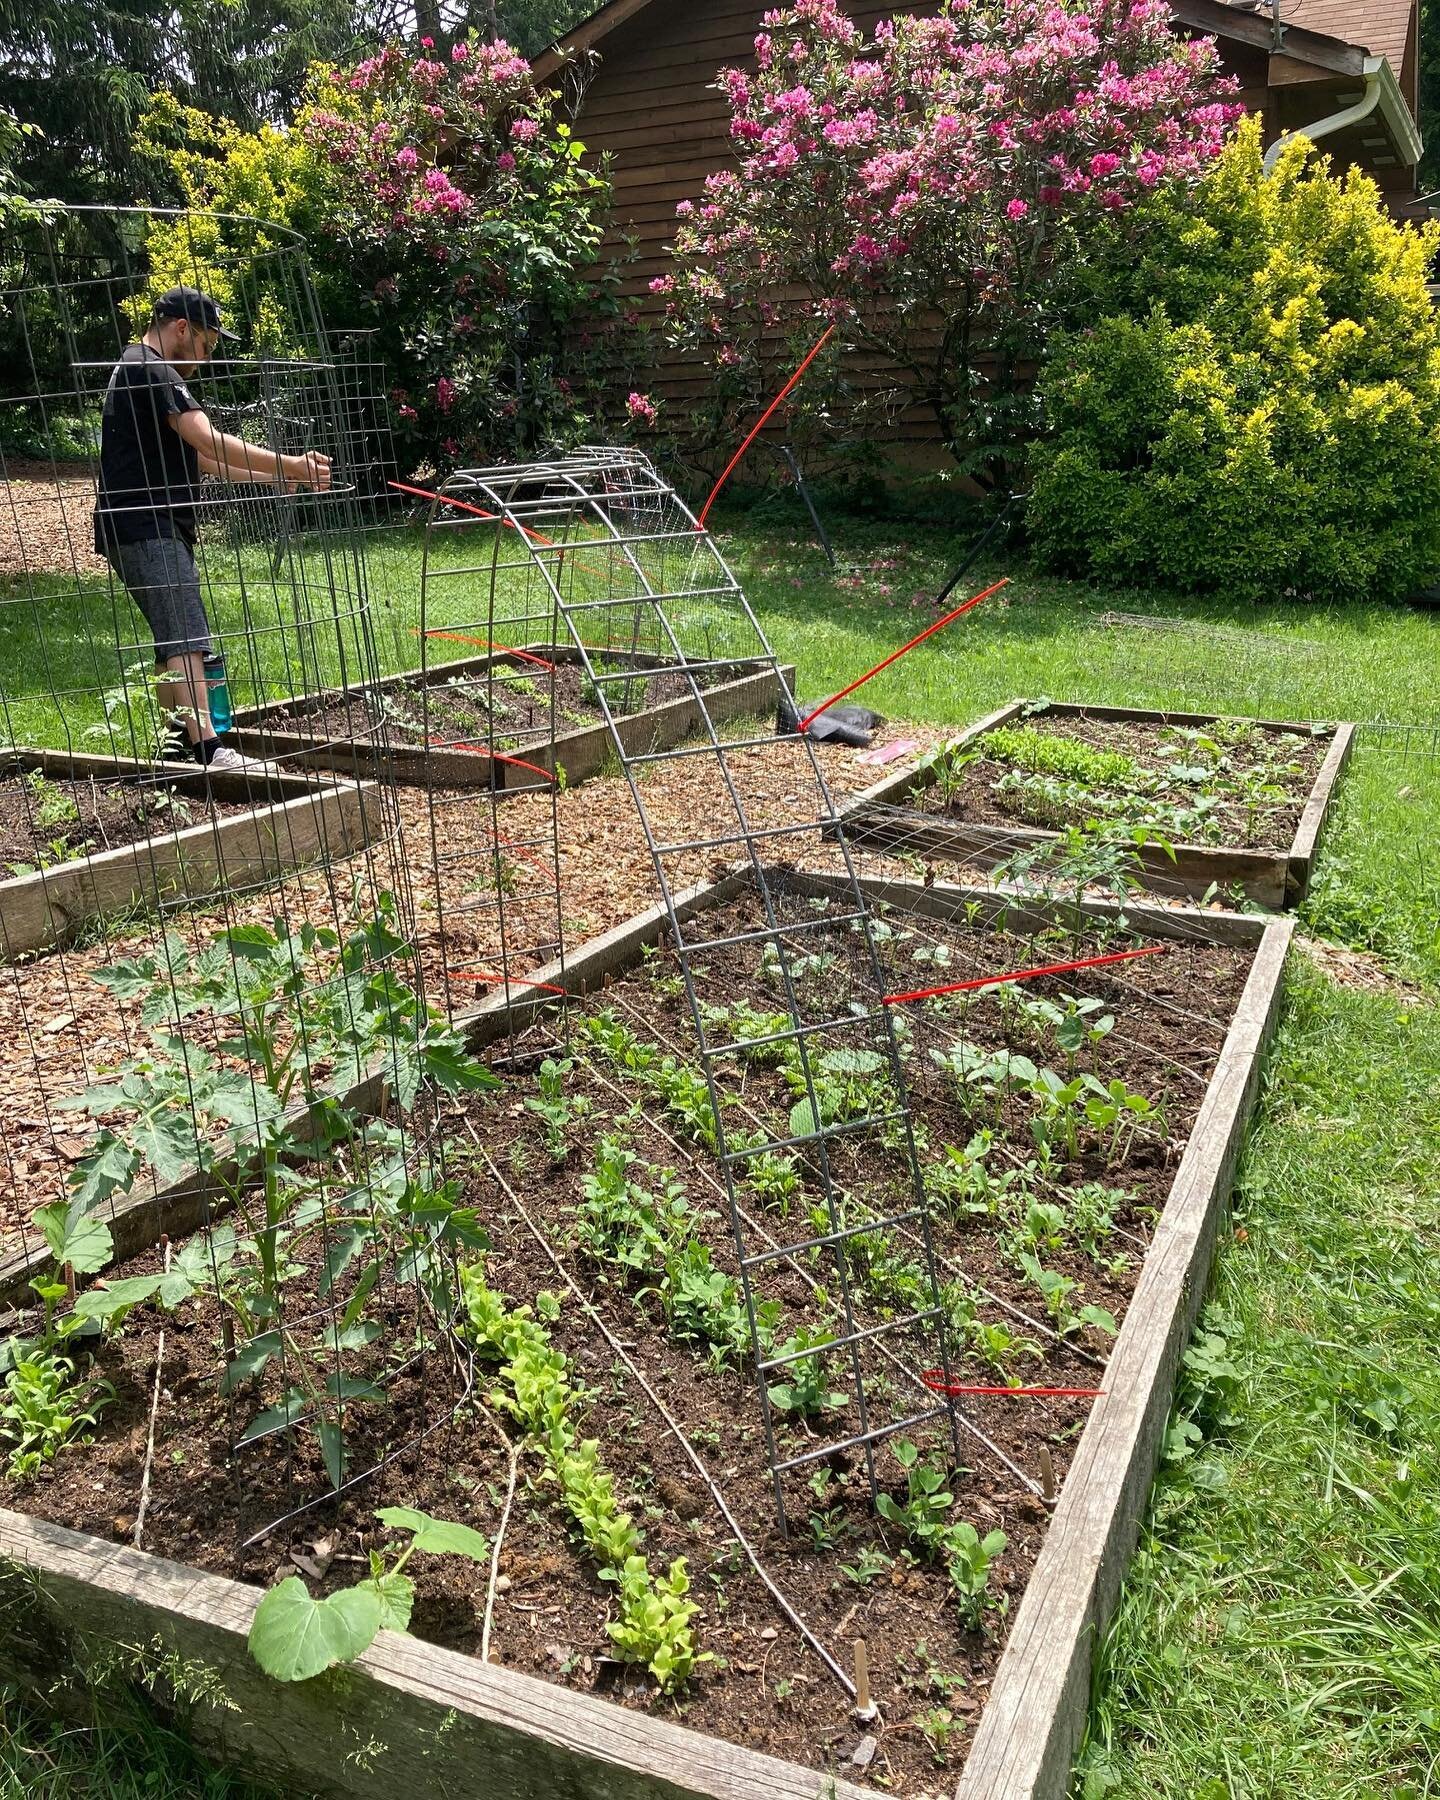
[[1031, 118, 1440, 603]]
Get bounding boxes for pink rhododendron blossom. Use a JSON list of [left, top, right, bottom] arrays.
[[497, 151, 516, 171], [509, 117, 540, 142], [395, 146, 419, 171], [1006, 197, 1029, 219], [436, 376, 456, 413], [625, 391, 659, 427]]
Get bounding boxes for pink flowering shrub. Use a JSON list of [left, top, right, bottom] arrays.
[[138, 40, 610, 469], [662, 0, 1239, 479]]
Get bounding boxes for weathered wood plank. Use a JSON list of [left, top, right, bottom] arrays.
[[952, 916, 1294, 1800], [1287, 721, 1355, 904], [0, 753, 376, 961], [0, 1510, 873, 1800], [786, 865, 1273, 948], [515, 663, 792, 786]]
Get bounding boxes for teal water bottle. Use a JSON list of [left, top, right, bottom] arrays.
[[203, 653, 232, 734]]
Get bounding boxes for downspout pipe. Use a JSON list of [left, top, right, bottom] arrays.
[[1262, 55, 1382, 173]]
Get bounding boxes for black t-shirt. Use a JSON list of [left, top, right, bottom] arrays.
[[93, 344, 203, 553]]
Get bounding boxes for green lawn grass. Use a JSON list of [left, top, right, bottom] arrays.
[[2, 503, 1439, 1797], [4, 506, 1440, 747]]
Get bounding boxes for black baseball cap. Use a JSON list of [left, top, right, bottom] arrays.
[[152, 285, 239, 341]]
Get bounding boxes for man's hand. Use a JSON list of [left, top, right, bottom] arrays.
[[282, 451, 333, 493]]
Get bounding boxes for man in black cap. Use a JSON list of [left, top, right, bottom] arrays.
[[94, 286, 333, 772]]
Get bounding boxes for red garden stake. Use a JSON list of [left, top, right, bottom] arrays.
[[445, 970, 570, 995], [796, 577, 1007, 733], [881, 941, 1170, 1008], [410, 625, 556, 671], [697, 324, 836, 530]]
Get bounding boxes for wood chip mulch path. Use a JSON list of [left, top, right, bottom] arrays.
[[1, 463, 106, 580], [0, 724, 941, 1255]]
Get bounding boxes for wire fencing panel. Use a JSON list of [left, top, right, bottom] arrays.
[[0, 207, 479, 1541]]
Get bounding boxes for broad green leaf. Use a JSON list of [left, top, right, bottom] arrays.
[[66, 1134, 141, 1227], [358, 1568, 414, 1632], [339, 1260, 379, 1333], [224, 923, 281, 958], [174, 1224, 237, 1282], [317, 1419, 345, 1491], [421, 1038, 500, 1094], [155, 1267, 200, 1310], [92, 957, 159, 1000], [72, 1274, 164, 1320], [442, 1211, 489, 1252], [319, 1226, 369, 1298], [332, 1319, 382, 1353], [375, 1507, 489, 1562], [53, 1081, 128, 1115], [32, 1203, 113, 1276], [128, 1113, 202, 1183], [247, 1578, 382, 1683], [385, 1044, 424, 1115], [237, 1388, 308, 1444], [788, 1098, 818, 1139], [821, 1048, 884, 1076], [220, 1330, 282, 1396], [207, 1074, 287, 1131], [325, 1375, 385, 1404]]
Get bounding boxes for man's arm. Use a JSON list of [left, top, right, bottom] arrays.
[[170, 409, 333, 491]]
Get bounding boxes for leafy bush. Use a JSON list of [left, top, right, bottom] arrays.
[[136, 37, 613, 471], [1031, 118, 1440, 603]]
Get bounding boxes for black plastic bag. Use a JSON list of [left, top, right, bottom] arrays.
[[775, 696, 886, 747]]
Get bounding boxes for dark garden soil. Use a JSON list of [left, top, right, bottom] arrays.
[[256, 660, 725, 756], [0, 770, 257, 873], [8, 877, 1254, 1794], [924, 709, 1329, 849]]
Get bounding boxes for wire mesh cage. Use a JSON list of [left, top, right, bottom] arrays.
[[0, 205, 482, 1545], [383, 449, 964, 1527]]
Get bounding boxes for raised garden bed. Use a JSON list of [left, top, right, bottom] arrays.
[[0, 748, 375, 959], [837, 700, 1355, 908], [230, 647, 794, 789], [0, 866, 1291, 1799]]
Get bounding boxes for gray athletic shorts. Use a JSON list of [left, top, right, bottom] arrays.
[[107, 535, 212, 660]]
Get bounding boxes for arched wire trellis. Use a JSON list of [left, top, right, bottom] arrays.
[[416, 448, 962, 1524], [0, 206, 473, 1545]]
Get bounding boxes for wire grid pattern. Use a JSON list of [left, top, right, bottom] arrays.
[[414, 449, 959, 1524], [0, 207, 470, 1540]]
